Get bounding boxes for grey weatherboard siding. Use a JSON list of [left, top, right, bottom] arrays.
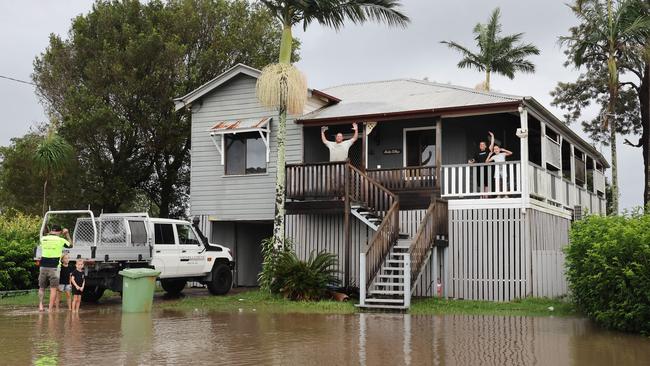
[[189, 73, 325, 220]]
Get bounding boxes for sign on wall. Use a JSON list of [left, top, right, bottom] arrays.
[[383, 148, 401, 155]]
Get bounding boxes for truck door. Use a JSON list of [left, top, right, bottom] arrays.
[[175, 223, 205, 276], [152, 223, 178, 277]]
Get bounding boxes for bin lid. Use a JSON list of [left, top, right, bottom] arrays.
[[118, 268, 161, 279]]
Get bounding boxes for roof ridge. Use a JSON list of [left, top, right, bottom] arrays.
[[324, 78, 413, 90], [403, 78, 523, 100], [324, 77, 523, 101]]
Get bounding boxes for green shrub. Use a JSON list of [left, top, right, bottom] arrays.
[[566, 213, 650, 334], [0, 210, 41, 290], [273, 250, 340, 301], [258, 237, 294, 293]]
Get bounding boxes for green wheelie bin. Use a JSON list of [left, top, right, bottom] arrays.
[[118, 268, 161, 313]]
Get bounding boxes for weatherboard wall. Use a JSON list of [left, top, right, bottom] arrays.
[[189, 74, 326, 220]]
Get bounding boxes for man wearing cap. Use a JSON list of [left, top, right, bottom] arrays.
[[38, 225, 72, 312]]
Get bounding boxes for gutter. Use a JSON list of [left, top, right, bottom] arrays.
[[297, 101, 521, 125]]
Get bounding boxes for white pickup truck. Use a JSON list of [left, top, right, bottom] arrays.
[[38, 210, 234, 302]]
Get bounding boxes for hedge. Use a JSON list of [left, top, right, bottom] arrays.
[[0, 211, 41, 290], [566, 213, 650, 334]]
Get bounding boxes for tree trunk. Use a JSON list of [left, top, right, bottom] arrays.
[[485, 69, 491, 91], [272, 24, 293, 246], [42, 177, 48, 216], [641, 63, 650, 210], [609, 119, 619, 213]]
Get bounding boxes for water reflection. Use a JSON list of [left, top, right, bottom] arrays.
[[1, 309, 649, 365]]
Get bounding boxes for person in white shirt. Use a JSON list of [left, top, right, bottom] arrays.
[[486, 132, 513, 196], [321, 123, 359, 162]]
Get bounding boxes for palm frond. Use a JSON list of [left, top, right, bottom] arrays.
[[300, 0, 409, 30], [34, 132, 73, 171]]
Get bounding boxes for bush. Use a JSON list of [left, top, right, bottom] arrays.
[[566, 213, 650, 334], [0, 210, 41, 290], [258, 237, 294, 293], [273, 250, 340, 301]]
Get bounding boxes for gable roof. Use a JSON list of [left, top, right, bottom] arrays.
[[174, 64, 261, 111], [299, 79, 523, 122], [174, 63, 339, 112]]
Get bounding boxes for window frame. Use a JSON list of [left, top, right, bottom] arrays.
[[224, 132, 268, 176], [154, 223, 176, 245], [402, 126, 436, 168]]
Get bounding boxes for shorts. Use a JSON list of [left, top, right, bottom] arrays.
[[58, 284, 71, 292], [72, 287, 84, 296], [38, 267, 60, 289]]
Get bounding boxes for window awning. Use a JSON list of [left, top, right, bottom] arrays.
[[209, 117, 270, 134], [207, 117, 272, 165]]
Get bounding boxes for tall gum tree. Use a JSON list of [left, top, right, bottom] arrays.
[[255, 0, 410, 244], [559, 0, 650, 213]]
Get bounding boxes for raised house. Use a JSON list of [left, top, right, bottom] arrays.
[[175, 64, 608, 309]]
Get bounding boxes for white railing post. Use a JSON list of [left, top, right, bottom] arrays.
[[359, 253, 366, 306], [403, 252, 411, 307], [519, 107, 530, 208]]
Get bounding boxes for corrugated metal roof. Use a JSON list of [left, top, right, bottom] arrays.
[[300, 79, 523, 121], [209, 117, 270, 133]]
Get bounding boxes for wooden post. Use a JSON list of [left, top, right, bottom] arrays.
[[343, 163, 351, 287], [404, 252, 411, 307], [435, 117, 443, 194], [359, 253, 366, 306], [519, 107, 530, 208], [361, 122, 367, 171]]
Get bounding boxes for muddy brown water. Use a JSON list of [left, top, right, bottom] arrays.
[[2, 308, 649, 366]]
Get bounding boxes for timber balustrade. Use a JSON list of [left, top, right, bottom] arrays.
[[408, 199, 448, 289], [366, 166, 436, 191], [528, 162, 606, 215], [286, 161, 348, 200], [441, 161, 522, 198]]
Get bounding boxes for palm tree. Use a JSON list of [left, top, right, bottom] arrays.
[[441, 7, 540, 91], [562, 0, 650, 213], [256, 0, 409, 244], [34, 127, 73, 215]]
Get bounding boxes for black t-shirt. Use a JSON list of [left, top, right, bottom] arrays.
[[71, 269, 85, 287], [474, 150, 489, 163], [59, 264, 71, 285]]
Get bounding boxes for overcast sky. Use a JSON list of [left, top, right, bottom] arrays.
[[0, 0, 644, 211]]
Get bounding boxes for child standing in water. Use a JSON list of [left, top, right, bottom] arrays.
[[70, 259, 85, 312], [56, 254, 72, 311]]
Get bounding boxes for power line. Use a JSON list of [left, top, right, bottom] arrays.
[[0, 74, 35, 86]]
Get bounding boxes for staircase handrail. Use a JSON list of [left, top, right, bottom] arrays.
[[348, 163, 397, 213], [363, 200, 400, 290], [408, 199, 449, 288]]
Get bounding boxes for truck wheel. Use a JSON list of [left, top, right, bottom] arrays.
[[81, 286, 105, 303], [161, 279, 186, 295], [208, 263, 232, 295]]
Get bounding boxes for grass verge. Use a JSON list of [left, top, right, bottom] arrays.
[[159, 290, 357, 314], [2, 289, 576, 317], [0, 290, 121, 309]]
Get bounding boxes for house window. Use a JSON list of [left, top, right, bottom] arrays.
[[225, 132, 267, 175]]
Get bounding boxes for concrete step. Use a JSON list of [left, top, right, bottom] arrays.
[[356, 303, 408, 310], [364, 298, 405, 304]]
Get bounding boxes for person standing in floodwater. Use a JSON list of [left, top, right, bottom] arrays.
[[38, 224, 72, 312], [70, 259, 85, 312], [56, 254, 72, 311]]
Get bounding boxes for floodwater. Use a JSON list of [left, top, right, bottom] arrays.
[[2, 308, 649, 366]]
